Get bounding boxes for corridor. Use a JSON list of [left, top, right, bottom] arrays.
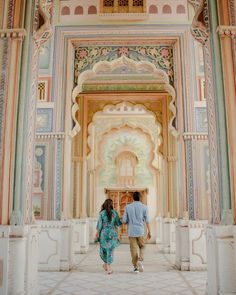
[[39, 244, 207, 295]]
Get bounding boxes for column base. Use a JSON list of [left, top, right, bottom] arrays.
[[206, 225, 236, 295], [189, 220, 207, 271], [0, 225, 39, 295], [170, 218, 177, 253], [175, 219, 190, 270], [38, 220, 75, 271], [155, 217, 176, 253], [72, 218, 89, 254], [155, 216, 164, 248], [89, 218, 97, 244]]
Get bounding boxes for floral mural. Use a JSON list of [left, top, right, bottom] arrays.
[[74, 45, 174, 85]]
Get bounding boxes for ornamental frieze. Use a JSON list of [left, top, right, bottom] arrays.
[[74, 45, 174, 85]]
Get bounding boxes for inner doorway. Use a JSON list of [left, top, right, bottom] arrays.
[[105, 188, 148, 242]]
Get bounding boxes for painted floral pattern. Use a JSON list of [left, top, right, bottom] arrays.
[[74, 45, 174, 84]]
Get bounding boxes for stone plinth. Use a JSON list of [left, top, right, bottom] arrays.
[[206, 225, 236, 295], [175, 219, 208, 271], [25, 225, 40, 295], [170, 218, 177, 253], [38, 220, 75, 271], [72, 218, 89, 253], [89, 218, 97, 244], [175, 219, 190, 270], [0, 227, 10, 295], [189, 220, 207, 271], [155, 217, 173, 253], [155, 216, 164, 249], [163, 218, 171, 253], [0, 225, 39, 295]]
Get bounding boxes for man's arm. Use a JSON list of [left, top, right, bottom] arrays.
[[144, 206, 151, 239], [146, 222, 151, 240]]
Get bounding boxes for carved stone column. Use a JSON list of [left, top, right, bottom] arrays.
[[12, 0, 53, 225], [188, 0, 231, 224], [188, 0, 236, 292], [217, 23, 236, 223], [0, 0, 27, 225]]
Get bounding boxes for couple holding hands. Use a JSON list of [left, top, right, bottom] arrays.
[[95, 191, 151, 274]]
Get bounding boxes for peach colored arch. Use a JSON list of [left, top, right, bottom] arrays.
[[71, 55, 177, 137]]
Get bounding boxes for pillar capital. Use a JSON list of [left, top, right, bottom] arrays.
[[217, 25, 236, 38], [0, 29, 26, 40]]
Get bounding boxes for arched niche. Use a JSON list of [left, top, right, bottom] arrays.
[[87, 101, 163, 172]]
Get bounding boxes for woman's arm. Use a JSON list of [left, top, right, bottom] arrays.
[[95, 213, 103, 240]]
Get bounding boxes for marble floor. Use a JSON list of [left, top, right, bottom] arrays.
[[39, 244, 207, 295]]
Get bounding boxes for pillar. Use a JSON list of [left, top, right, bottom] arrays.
[[216, 0, 236, 223], [0, 0, 26, 225]]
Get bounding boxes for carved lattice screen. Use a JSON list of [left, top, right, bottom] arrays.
[[100, 0, 146, 13]]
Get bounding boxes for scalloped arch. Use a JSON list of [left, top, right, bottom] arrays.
[[71, 55, 177, 137], [87, 101, 163, 171]]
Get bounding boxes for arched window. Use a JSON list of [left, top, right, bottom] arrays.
[[75, 6, 83, 15], [104, 0, 114, 6], [149, 5, 158, 14], [116, 151, 138, 186], [61, 6, 70, 15], [162, 5, 172, 14], [177, 4, 185, 14], [88, 5, 97, 14]]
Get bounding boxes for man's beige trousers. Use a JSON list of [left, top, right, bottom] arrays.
[[129, 237, 145, 267]]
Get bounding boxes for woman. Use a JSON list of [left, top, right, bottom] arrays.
[[95, 198, 122, 274]]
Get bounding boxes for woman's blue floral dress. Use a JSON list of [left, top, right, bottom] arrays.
[[96, 209, 122, 265]]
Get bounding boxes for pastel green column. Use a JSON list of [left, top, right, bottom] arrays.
[[11, 0, 36, 225], [207, 0, 232, 224]]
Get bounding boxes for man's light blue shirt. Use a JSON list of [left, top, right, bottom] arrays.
[[123, 201, 150, 237]]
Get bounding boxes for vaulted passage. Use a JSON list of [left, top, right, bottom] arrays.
[[1, 1, 236, 295]]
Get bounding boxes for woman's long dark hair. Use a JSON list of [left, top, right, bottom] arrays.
[[101, 199, 113, 222]]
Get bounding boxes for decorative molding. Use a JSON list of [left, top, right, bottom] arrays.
[[167, 156, 177, 162], [229, 0, 236, 25], [36, 108, 53, 132], [203, 39, 221, 224], [36, 132, 65, 139], [33, 0, 53, 48], [99, 13, 148, 20], [188, 0, 209, 45], [183, 132, 208, 140], [0, 29, 27, 40], [55, 140, 63, 220], [74, 45, 174, 84], [186, 140, 194, 220], [217, 25, 236, 38]]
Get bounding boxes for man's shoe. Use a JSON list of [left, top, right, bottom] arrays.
[[133, 267, 139, 274], [138, 261, 144, 272]]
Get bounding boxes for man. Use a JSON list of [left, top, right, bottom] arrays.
[[123, 191, 151, 273]]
